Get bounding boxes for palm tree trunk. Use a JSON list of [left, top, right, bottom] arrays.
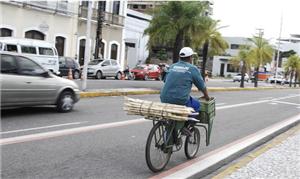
[[254, 67, 259, 87], [240, 63, 246, 88], [173, 31, 184, 63], [294, 71, 298, 87], [289, 70, 294, 87], [201, 40, 209, 78]]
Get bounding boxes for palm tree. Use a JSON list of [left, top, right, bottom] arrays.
[[248, 34, 274, 87], [229, 45, 252, 88], [144, 1, 209, 63], [284, 54, 300, 87], [191, 19, 229, 78]]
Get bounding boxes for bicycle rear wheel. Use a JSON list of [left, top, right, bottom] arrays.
[[145, 121, 172, 172], [184, 127, 200, 159]]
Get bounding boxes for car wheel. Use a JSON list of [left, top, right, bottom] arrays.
[[95, 71, 102, 79], [57, 91, 74, 113], [116, 72, 122, 80], [144, 74, 149, 81], [73, 70, 80, 79]]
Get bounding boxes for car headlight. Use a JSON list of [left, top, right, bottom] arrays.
[[88, 68, 95, 72]]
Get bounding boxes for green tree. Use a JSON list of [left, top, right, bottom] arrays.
[[144, 1, 209, 63], [191, 19, 229, 78], [284, 54, 300, 87], [248, 34, 274, 87], [229, 45, 252, 88]]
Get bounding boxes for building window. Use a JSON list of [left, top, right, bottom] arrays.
[[97, 1, 106, 12], [81, 0, 88, 7], [0, 28, 13, 37], [230, 44, 240, 49], [110, 43, 118, 60], [133, 5, 138, 9], [227, 64, 239, 72], [141, 5, 146, 9], [25, 30, 45, 40], [113, 1, 120, 14], [55, 36, 65, 56]]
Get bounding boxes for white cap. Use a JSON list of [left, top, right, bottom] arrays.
[[179, 47, 196, 57]]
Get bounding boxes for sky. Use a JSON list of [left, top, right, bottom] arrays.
[[212, 0, 300, 41]]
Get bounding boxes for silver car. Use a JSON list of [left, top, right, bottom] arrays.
[[0, 52, 80, 112], [87, 59, 123, 80]]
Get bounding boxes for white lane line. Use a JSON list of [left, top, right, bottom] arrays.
[[0, 118, 146, 146], [217, 94, 300, 110], [0, 121, 88, 135], [1, 94, 300, 146], [259, 97, 274, 100], [269, 103, 278, 105], [216, 103, 226, 106], [273, 101, 300, 106]]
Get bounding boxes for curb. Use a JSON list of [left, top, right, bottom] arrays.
[[149, 114, 300, 179], [80, 86, 291, 98]]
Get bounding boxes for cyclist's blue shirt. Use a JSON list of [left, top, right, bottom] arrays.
[[160, 60, 206, 105]]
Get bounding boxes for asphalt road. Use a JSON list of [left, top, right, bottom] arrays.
[[1, 89, 299, 178], [73, 78, 274, 90]]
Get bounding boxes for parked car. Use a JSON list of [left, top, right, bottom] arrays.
[[87, 59, 122, 80], [0, 52, 80, 112], [59, 57, 81, 79], [268, 75, 286, 84], [130, 64, 162, 80], [0, 37, 60, 75], [233, 73, 250, 82]]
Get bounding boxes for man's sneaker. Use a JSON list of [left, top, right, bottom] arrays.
[[181, 127, 192, 136]]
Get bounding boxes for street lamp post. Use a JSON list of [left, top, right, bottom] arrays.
[[275, 13, 283, 85]]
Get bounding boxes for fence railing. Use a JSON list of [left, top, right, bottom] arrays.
[[79, 6, 124, 26]]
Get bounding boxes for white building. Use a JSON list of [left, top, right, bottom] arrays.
[[212, 37, 250, 77], [0, 1, 129, 69], [124, 9, 151, 68]]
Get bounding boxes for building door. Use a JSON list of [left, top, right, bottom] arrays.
[[220, 63, 225, 77], [55, 36, 65, 56], [79, 39, 86, 66]]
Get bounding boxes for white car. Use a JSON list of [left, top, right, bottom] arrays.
[[233, 73, 249, 82], [268, 75, 286, 84], [87, 59, 123, 80]]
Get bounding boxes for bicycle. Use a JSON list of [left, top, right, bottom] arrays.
[[145, 115, 201, 172], [145, 97, 215, 172]]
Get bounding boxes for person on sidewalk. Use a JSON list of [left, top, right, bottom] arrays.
[[160, 47, 210, 136]]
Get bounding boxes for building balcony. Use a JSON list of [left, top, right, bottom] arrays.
[[79, 6, 124, 27], [3, 1, 75, 16]]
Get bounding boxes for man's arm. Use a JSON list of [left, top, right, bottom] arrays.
[[191, 67, 210, 100]]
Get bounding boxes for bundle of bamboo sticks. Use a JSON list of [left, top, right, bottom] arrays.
[[123, 97, 195, 121]]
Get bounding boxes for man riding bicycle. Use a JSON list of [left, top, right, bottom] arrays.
[[160, 47, 210, 136]]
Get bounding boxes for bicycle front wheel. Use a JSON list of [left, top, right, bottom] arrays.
[[184, 127, 200, 159], [145, 122, 172, 172]]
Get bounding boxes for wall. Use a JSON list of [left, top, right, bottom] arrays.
[[124, 9, 151, 68]]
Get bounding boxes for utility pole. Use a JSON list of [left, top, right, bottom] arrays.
[[82, 1, 92, 91], [275, 13, 283, 85], [94, 1, 104, 59]]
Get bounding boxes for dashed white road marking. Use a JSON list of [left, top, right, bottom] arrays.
[[273, 101, 300, 106], [0, 121, 88, 135], [269, 103, 278, 105]]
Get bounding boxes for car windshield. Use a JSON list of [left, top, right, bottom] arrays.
[[89, 60, 103, 65], [133, 65, 146, 70]]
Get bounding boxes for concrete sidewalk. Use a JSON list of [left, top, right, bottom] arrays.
[[214, 124, 300, 179], [80, 86, 290, 98]]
